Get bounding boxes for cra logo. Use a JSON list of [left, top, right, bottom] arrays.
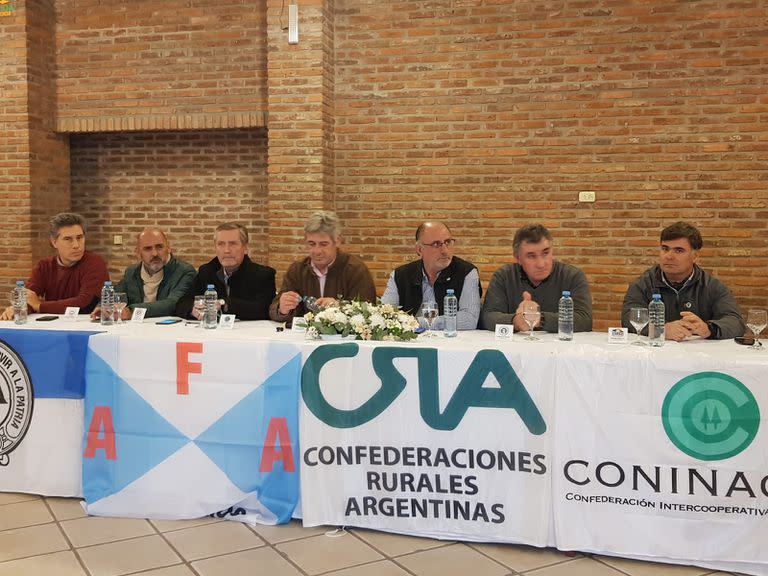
[[662, 372, 759, 461], [0, 341, 34, 466]]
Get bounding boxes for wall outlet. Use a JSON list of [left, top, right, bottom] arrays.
[[113, 235, 123, 245], [578, 191, 596, 203]]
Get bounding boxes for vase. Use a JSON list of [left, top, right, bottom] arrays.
[[318, 334, 357, 341]]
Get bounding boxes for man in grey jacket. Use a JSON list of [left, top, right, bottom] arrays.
[[481, 224, 592, 333], [622, 221, 745, 341]]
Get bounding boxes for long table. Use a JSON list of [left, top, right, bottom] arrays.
[[2, 319, 767, 575]]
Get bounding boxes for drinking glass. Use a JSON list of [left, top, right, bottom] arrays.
[[745, 309, 767, 351], [629, 307, 650, 346], [522, 304, 541, 341], [192, 295, 205, 325], [113, 292, 127, 324], [419, 301, 438, 338]]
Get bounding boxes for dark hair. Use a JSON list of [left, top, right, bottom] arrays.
[[513, 224, 552, 257], [660, 221, 703, 250], [49, 213, 86, 239]]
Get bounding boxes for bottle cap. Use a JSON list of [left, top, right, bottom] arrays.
[[562, 290, 571, 297], [207, 284, 215, 290], [16, 280, 24, 286], [446, 289, 455, 295], [104, 281, 112, 286], [652, 293, 661, 300]]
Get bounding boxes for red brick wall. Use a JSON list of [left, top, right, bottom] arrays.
[[69, 129, 269, 280], [2, 0, 767, 328], [332, 0, 768, 328], [0, 2, 33, 288], [55, 0, 268, 124]]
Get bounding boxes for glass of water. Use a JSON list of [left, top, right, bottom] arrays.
[[113, 292, 127, 323], [746, 309, 767, 350], [629, 307, 650, 346]]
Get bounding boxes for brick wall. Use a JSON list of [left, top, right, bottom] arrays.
[[2, 0, 767, 329], [332, 0, 768, 328], [55, 0, 268, 128], [69, 129, 269, 280]]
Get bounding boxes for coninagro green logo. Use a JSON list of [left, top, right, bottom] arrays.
[[662, 372, 760, 461]]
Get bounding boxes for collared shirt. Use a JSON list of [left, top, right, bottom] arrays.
[[311, 260, 335, 296], [382, 268, 481, 330]]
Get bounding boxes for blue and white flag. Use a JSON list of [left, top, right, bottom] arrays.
[[83, 334, 301, 523], [0, 328, 94, 496]]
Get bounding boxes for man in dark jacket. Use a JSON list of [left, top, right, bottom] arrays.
[[176, 223, 276, 320], [622, 221, 745, 341], [380, 221, 481, 330]]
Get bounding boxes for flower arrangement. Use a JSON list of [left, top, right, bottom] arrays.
[[304, 300, 420, 342]]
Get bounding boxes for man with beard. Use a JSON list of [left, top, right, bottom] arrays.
[[93, 228, 194, 320]]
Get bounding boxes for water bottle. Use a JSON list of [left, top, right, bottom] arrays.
[[100, 281, 115, 326], [558, 290, 574, 341], [12, 281, 27, 325], [443, 288, 458, 338], [203, 284, 218, 329], [648, 293, 665, 347]]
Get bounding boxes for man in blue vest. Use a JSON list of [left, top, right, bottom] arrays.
[[381, 221, 482, 330]]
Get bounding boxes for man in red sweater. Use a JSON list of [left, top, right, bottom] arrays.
[[1, 213, 109, 319]]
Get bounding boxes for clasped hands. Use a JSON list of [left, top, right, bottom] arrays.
[[665, 311, 711, 341], [512, 291, 540, 333]]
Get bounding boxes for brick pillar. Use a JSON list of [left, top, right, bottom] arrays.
[[0, 0, 34, 286], [0, 0, 70, 288], [266, 0, 335, 276], [27, 0, 70, 257]]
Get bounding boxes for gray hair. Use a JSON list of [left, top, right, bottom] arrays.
[[49, 213, 86, 239], [304, 210, 341, 240], [214, 222, 249, 245]]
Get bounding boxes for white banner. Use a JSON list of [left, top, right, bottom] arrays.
[[299, 340, 555, 544], [553, 343, 768, 575]]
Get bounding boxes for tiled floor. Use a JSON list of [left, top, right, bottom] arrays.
[[0, 493, 745, 576]]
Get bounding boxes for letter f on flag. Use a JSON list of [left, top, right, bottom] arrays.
[[176, 342, 203, 395]]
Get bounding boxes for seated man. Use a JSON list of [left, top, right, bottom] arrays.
[[1, 212, 108, 319], [92, 228, 194, 320], [269, 210, 376, 324], [622, 221, 745, 341], [381, 221, 481, 330], [176, 223, 275, 320], [481, 224, 592, 333]]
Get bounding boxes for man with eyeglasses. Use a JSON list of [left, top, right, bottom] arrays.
[[1, 212, 109, 319], [380, 221, 482, 330], [481, 224, 592, 333], [269, 210, 376, 324], [621, 221, 744, 341]]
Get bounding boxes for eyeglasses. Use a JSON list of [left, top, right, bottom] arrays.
[[420, 238, 457, 249]]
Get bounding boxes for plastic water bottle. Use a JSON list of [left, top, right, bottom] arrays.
[[443, 288, 458, 338], [648, 293, 665, 347], [100, 281, 115, 326], [558, 290, 574, 341], [12, 280, 27, 325], [203, 284, 218, 329]]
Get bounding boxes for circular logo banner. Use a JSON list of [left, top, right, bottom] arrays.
[[0, 341, 34, 466], [662, 371, 759, 461]]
